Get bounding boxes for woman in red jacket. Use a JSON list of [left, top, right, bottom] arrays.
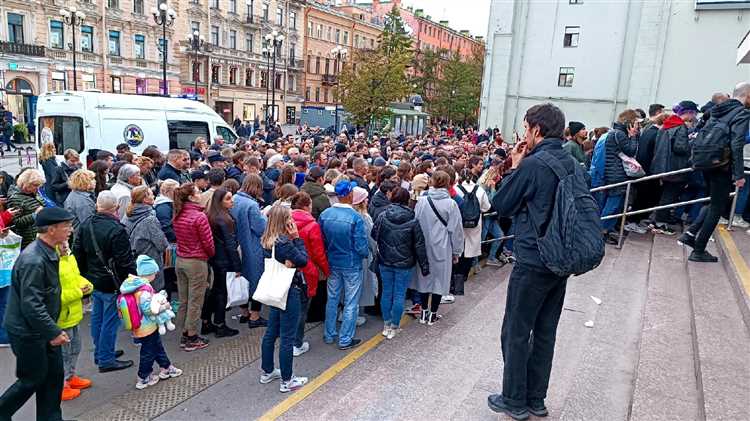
[[290, 192, 329, 356], [173, 183, 215, 352]]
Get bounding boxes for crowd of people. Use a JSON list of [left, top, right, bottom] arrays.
[[0, 81, 748, 420]]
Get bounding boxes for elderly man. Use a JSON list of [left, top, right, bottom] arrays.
[[0, 208, 75, 420], [73, 191, 136, 373], [110, 163, 142, 222], [158, 149, 191, 184]]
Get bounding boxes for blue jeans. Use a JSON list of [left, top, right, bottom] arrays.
[[0, 286, 8, 344], [735, 174, 750, 220], [134, 331, 171, 380], [379, 266, 412, 328], [600, 193, 625, 232], [262, 287, 301, 382], [90, 291, 120, 367], [325, 270, 362, 346], [481, 216, 502, 260]]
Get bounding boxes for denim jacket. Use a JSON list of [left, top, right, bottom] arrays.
[[319, 204, 369, 271]]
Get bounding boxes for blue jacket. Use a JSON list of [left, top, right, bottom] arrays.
[[319, 204, 369, 271], [153, 197, 176, 242], [231, 192, 267, 288], [225, 166, 245, 185], [492, 139, 576, 274], [603, 123, 638, 194], [157, 163, 189, 184], [589, 132, 608, 188]]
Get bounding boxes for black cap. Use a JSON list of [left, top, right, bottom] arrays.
[[678, 100, 699, 113], [207, 151, 226, 163], [190, 169, 208, 180], [35, 207, 75, 228]]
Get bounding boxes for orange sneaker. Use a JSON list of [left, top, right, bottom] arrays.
[[61, 384, 81, 401], [68, 375, 92, 390]]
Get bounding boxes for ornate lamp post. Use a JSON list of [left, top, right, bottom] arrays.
[[265, 30, 284, 126], [59, 6, 86, 91], [261, 46, 272, 125], [185, 30, 210, 101], [151, 2, 176, 96], [330, 45, 347, 134]]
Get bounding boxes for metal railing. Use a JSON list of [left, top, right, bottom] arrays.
[[480, 166, 750, 250]]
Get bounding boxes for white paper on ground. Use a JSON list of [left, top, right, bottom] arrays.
[[584, 320, 594, 328], [590, 296, 602, 305]]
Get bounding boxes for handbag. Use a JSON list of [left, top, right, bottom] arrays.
[[0, 230, 22, 288], [252, 245, 296, 310], [618, 152, 645, 178], [226, 272, 250, 309]]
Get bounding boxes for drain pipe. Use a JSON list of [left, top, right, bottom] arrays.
[[611, 0, 633, 122]]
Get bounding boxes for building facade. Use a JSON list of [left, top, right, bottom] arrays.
[[1, 0, 182, 128], [480, 0, 750, 136], [177, 0, 305, 125]]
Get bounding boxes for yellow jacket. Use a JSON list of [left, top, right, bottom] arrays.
[[57, 253, 93, 329]]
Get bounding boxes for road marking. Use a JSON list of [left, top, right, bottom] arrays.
[[718, 227, 750, 297], [258, 316, 413, 420]]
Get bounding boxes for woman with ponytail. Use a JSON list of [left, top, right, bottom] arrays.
[[124, 186, 169, 291]]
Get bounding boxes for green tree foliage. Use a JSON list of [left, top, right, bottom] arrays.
[[433, 51, 483, 124]]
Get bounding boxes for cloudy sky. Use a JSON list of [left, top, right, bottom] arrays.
[[400, 0, 492, 37]]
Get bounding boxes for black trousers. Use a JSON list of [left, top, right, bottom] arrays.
[[500, 265, 567, 409], [688, 168, 733, 252], [629, 179, 662, 223], [655, 181, 685, 224], [202, 266, 228, 326], [451, 256, 473, 295], [0, 336, 64, 421], [419, 292, 441, 313]]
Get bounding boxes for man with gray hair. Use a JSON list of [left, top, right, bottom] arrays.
[[679, 82, 750, 262], [158, 149, 191, 184], [73, 190, 137, 373], [111, 164, 142, 221]]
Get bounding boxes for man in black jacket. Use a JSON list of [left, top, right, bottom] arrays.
[[0, 208, 74, 421], [157, 149, 191, 184], [48, 149, 81, 206], [73, 191, 137, 372], [679, 82, 750, 262], [487, 103, 576, 420]]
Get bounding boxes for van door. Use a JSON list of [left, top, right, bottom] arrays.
[[168, 120, 209, 150], [37, 116, 84, 154]]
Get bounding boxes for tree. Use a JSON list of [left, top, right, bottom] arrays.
[[380, 5, 413, 59], [411, 48, 441, 104], [432, 52, 483, 125]]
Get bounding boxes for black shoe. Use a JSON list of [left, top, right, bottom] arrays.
[[487, 394, 529, 420], [201, 322, 218, 335], [99, 359, 134, 373], [215, 324, 240, 338], [605, 233, 620, 245], [338, 338, 362, 350], [239, 315, 250, 324], [248, 317, 268, 329], [678, 233, 696, 249], [689, 250, 718, 263], [527, 399, 549, 417], [115, 349, 124, 358]]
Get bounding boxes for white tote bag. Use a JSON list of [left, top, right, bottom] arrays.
[[252, 245, 296, 310], [225, 272, 249, 309]]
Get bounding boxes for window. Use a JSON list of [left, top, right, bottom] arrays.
[[290, 11, 297, 29], [262, 3, 269, 21], [37, 116, 84, 154], [289, 42, 295, 62], [276, 7, 283, 26], [315, 87, 320, 102], [51, 71, 66, 91], [305, 87, 310, 101], [325, 58, 330, 75], [168, 121, 209, 150], [286, 106, 296, 124], [211, 25, 219, 46], [288, 74, 296, 92], [134, 34, 145, 59], [246, 69, 253, 86], [343, 31, 349, 45], [8, 13, 24, 44], [136, 78, 147, 94], [307, 55, 312, 72], [229, 0, 237, 13], [230, 67, 238, 84], [109, 31, 121, 56], [81, 26, 94, 52], [111, 76, 122, 93], [563, 26, 580, 47], [246, 34, 254, 52], [216, 126, 237, 144], [133, 0, 144, 14], [315, 56, 320, 74], [229, 30, 237, 49], [82, 73, 96, 90], [192, 61, 201, 82], [260, 70, 267, 88], [275, 73, 282, 89], [307, 21, 313, 37], [50, 21, 64, 49], [369, 38, 374, 48], [335, 29, 341, 44], [212, 65, 221, 84], [210, 0, 219, 9], [159, 38, 168, 61], [354, 34, 359, 48], [316, 24, 323, 39], [558, 67, 575, 87], [326, 26, 332, 41], [246, 0, 254, 20], [108, 0, 120, 9], [324, 88, 329, 103]]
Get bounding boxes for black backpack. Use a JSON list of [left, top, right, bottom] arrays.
[[457, 184, 481, 229], [691, 107, 743, 170], [532, 152, 605, 277]]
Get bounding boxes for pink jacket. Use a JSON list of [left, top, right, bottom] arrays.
[[173, 202, 215, 260]]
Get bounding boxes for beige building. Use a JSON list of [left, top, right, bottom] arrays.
[[177, 0, 305, 124], [0, 0, 182, 127]]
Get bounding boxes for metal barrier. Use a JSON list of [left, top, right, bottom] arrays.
[[480, 167, 750, 250]]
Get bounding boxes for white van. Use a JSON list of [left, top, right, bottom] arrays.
[[35, 91, 238, 162]]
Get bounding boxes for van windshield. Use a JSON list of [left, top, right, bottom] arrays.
[[37, 116, 84, 154]]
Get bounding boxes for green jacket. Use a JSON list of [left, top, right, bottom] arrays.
[[562, 140, 586, 165], [7, 191, 44, 249], [301, 181, 331, 220], [57, 253, 93, 329]]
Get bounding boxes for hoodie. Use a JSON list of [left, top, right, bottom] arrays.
[[119, 275, 158, 338], [652, 115, 690, 182], [301, 181, 331, 220], [706, 98, 750, 180], [292, 210, 330, 297], [662, 114, 685, 130]]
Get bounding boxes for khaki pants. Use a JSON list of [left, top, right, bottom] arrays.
[[175, 257, 212, 335]]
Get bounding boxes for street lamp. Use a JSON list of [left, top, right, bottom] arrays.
[[264, 30, 284, 126], [185, 30, 210, 101], [330, 45, 348, 134], [261, 46, 271, 125], [151, 3, 176, 96], [59, 6, 86, 91]]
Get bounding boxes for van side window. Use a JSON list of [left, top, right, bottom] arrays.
[[37, 116, 84, 154], [168, 121, 209, 150], [216, 126, 237, 144]]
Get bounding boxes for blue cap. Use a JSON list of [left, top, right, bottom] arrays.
[[136, 255, 159, 277], [334, 180, 358, 197]]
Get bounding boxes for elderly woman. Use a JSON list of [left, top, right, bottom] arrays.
[[110, 164, 142, 222], [7, 169, 46, 249], [125, 186, 169, 291], [63, 169, 96, 233]]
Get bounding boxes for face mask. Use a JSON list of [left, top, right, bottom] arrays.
[[391, 159, 401, 166]]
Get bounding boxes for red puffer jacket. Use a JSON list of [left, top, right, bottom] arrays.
[[292, 209, 330, 297], [173, 202, 215, 261]]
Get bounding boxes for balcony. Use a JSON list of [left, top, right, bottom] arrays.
[[0, 41, 45, 57], [322, 74, 338, 86], [244, 15, 261, 27], [109, 56, 123, 65]]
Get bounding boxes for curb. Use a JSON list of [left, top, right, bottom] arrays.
[[715, 227, 750, 332]]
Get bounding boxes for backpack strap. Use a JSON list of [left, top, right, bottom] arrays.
[[535, 151, 569, 181], [88, 221, 121, 288], [426, 196, 448, 227], [457, 184, 468, 195]]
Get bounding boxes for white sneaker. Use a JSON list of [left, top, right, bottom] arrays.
[[731, 216, 749, 229], [135, 373, 160, 390], [386, 328, 397, 340], [720, 217, 730, 226], [280, 376, 308, 393], [159, 365, 183, 379], [356, 315, 367, 327], [440, 295, 455, 305], [293, 342, 310, 357], [382, 323, 391, 337], [260, 368, 282, 384]]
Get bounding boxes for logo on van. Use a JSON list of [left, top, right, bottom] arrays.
[[123, 124, 144, 147]]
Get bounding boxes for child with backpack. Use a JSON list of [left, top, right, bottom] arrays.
[[119, 255, 182, 390]]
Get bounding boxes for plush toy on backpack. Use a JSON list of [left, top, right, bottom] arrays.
[[149, 290, 176, 335], [117, 255, 175, 337]]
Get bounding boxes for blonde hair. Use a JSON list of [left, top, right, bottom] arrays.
[[16, 168, 45, 190], [127, 186, 152, 217], [134, 156, 154, 169], [260, 205, 292, 249], [68, 169, 96, 192], [39, 142, 57, 161], [353, 201, 367, 215], [159, 179, 179, 200]]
